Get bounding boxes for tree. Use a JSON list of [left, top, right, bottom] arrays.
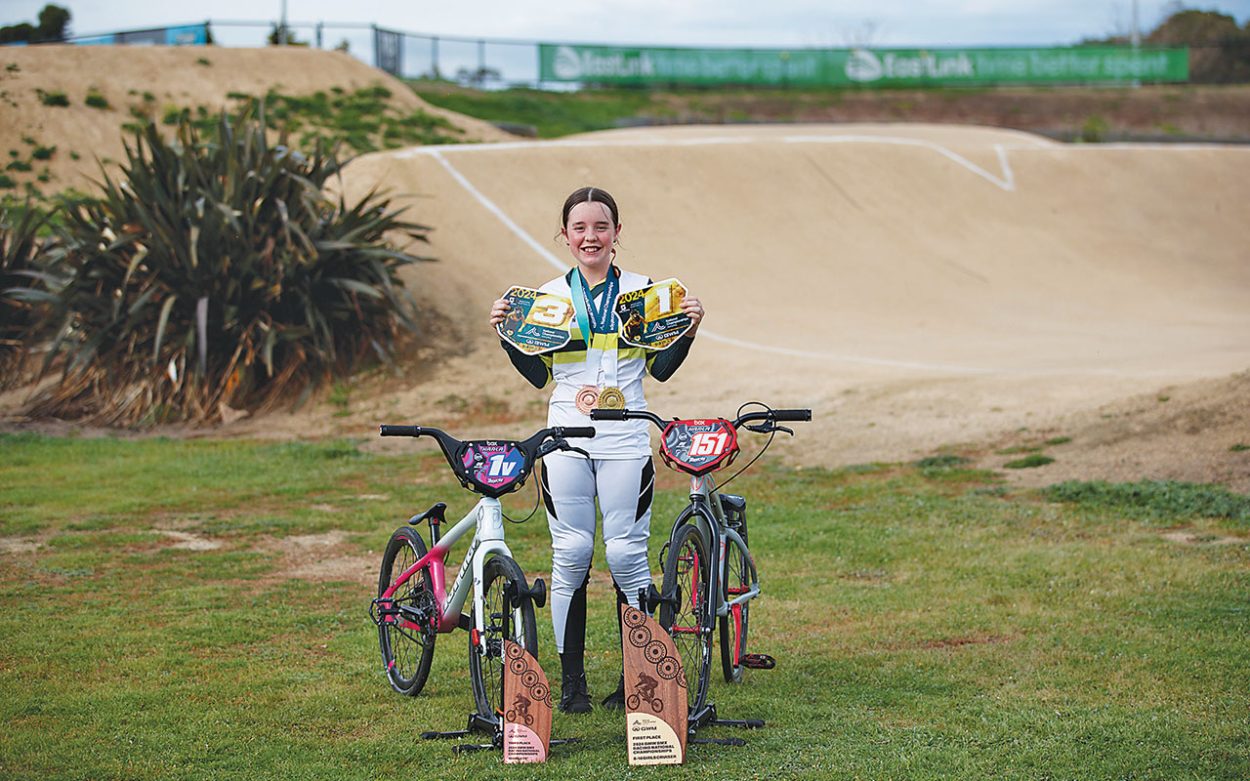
[[35, 4, 71, 42], [1148, 9, 1250, 82]]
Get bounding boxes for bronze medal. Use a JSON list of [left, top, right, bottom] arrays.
[[575, 386, 600, 415], [597, 386, 626, 410]]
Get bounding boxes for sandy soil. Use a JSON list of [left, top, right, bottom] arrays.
[[0, 46, 511, 193], [3, 48, 1247, 494]]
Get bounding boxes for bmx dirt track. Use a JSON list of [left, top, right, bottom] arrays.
[[3, 47, 1248, 491], [337, 125, 1250, 491]]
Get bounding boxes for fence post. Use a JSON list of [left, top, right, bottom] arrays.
[[432, 35, 440, 79], [316, 22, 323, 49]]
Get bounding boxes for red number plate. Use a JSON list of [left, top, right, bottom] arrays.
[[659, 419, 739, 476]]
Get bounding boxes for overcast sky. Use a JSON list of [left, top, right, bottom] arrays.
[[3, 1, 1248, 47]]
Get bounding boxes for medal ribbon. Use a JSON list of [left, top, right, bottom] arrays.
[[570, 268, 619, 337], [570, 268, 620, 394]]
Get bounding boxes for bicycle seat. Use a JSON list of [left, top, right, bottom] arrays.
[[408, 502, 447, 527]]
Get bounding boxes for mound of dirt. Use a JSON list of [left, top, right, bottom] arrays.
[[0, 45, 511, 194]]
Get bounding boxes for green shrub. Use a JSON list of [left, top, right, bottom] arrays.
[[1004, 454, 1055, 469], [17, 105, 430, 426], [36, 88, 69, 107], [1044, 480, 1250, 523], [84, 89, 109, 109], [31, 145, 56, 161], [1, 202, 57, 388]]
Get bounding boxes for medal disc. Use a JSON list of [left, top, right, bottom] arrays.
[[597, 386, 626, 410], [575, 386, 600, 415]]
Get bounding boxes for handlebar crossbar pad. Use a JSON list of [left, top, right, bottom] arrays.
[[559, 426, 597, 439], [589, 409, 627, 421], [771, 409, 812, 422], [379, 425, 422, 437]]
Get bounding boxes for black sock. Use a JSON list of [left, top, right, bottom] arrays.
[[561, 572, 590, 679]]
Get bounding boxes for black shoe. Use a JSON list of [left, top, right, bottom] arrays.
[[600, 673, 626, 710], [559, 672, 592, 714]]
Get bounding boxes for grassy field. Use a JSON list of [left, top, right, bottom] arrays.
[[1, 433, 1248, 780], [409, 80, 1250, 142]]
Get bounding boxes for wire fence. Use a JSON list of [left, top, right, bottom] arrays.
[[58, 20, 1249, 87], [202, 21, 545, 88]]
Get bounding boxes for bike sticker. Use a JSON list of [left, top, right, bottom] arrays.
[[613, 278, 692, 351], [461, 441, 527, 491], [497, 286, 574, 355], [659, 419, 739, 476]]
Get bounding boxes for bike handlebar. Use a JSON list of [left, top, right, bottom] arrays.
[[380, 425, 423, 437], [556, 426, 596, 439], [591, 407, 811, 430]]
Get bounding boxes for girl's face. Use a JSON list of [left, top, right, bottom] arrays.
[[562, 201, 620, 272]]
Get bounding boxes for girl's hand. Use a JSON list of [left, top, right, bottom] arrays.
[[681, 295, 704, 335], [489, 296, 511, 328]]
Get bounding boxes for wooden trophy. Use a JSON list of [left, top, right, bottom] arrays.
[[502, 641, 553, 763], [621, 606, 688, 765]]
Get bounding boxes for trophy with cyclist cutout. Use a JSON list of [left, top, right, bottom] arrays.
[[502, 641, 553, 764], [496, 286, 574, 355], [614, 278, 693, 350], [621, 605, 688, 765]]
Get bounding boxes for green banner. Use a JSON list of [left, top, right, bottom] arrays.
[[538, 45, 1189, 86]]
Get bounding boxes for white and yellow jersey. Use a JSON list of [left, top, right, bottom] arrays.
[[500, 265, 694, 459]]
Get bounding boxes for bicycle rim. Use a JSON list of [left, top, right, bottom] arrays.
[[719, 535, 751, 683], [659, 523, 712, 713], [378, 527, 437, 696], [468, 555, 538, 720]]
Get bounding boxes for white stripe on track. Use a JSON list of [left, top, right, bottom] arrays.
[[431, 150, 994, 373]]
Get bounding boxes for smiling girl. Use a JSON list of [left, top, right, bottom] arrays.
[[489, 186, 705, 713]]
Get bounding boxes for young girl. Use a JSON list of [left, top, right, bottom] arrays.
[[488, 186, 704, 713]]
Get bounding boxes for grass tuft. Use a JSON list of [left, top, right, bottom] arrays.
[[1044, 479, 1250, 523]]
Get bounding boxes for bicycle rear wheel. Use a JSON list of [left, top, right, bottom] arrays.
[[468, 555, 538, 721], [378, 526, 437, 696], [658, 522, 713, 714], [719, 533, 752, 683]]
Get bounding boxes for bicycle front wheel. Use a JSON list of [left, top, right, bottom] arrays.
[[468, 555, 538, 720], [378, 526, 437, 696], [719, 533, 752, 683], [658, 522, 713, 714]]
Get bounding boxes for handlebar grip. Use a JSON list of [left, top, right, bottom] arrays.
[[379, 425, 423, 437], [770, 409, 812, 422], [558, 426, 597, 439], [589, 409, 627, 421]]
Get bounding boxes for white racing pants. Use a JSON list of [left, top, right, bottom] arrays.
[[540, 453, 655, 654]]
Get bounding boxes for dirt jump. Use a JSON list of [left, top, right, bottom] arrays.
[[3, 47, 1248, 491]]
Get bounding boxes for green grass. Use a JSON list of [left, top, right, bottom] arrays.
[[410, 80, 659, 138], [1, 435, 1247, 779], [1004, 454, 1056, 469]]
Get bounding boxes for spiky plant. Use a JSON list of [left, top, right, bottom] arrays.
[[0, 201, 57, 390], [22, 105, 429, 425]]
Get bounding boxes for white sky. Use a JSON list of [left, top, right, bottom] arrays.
[[3, 1, 1248, 47]]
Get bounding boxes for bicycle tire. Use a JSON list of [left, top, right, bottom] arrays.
[[658, 522, 713, 714], [468, 555, 538, 721], [719, 532, 752, 683], [378, 526, 437, 696]]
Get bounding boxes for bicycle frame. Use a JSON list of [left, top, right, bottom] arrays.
[[378, 495, 523, 656], [673, 473, 759, 625]]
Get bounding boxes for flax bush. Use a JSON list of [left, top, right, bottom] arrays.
[[21, 105, 429, 425]]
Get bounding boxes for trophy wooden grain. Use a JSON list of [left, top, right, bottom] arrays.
[[502, 641, 552, 763], [621, 605, 688, 765]]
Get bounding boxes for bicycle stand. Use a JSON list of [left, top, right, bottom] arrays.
[[686, 701, 765, 748], [421, 712, 580, 755]]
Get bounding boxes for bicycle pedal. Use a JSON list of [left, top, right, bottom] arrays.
[[742, 653, 776, 670]]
